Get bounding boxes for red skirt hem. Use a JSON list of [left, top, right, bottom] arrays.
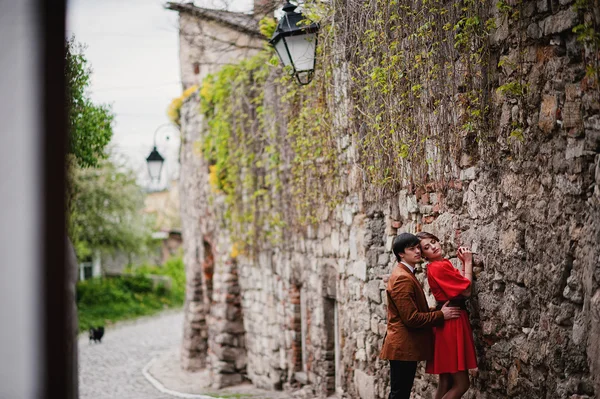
[[425, 311, 477, 375]]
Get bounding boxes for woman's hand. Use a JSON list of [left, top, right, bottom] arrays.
[[458, 246, 474, 285], [457, 246, 473, 264]]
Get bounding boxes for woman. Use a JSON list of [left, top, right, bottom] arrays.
[[416, 232, 477, 399]]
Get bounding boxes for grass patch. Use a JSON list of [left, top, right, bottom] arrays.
[[77, 256, 185, 332]]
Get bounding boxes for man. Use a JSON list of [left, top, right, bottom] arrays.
[[380, 232, 462, 398]]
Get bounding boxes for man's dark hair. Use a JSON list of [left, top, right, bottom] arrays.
[[392, 232, 421, 262]]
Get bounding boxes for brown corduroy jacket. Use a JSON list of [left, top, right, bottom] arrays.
[[380, 263, 445, 361]]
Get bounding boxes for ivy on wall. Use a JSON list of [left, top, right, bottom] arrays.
[[168, 84, 199, 125], [572, 0, 600, 93], [175, 10, 341, 253], [178, 0, 502, 251], [339, 0, 494, 197]]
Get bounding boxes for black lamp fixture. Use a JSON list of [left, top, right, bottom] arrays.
[[146, 123, 176, 182], [146, 146, 165, 182], [269, 1, 320, 85]]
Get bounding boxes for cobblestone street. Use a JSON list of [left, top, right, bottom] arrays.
[[79, 310, 184, 399]]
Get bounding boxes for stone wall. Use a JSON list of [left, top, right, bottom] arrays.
[[176, 11, 264, 89], [179, 93, 210, 370], [174, 4, 263, 371], [175, 0, 600, 397]]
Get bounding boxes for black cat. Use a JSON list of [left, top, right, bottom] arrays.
[[89, 326, 105, 344]]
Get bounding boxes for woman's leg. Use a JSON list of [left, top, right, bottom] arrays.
[[435, 374, 452, 399], [441, 371, 470, 399]]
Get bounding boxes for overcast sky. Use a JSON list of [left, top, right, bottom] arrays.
[[66, 0, 253, 189]]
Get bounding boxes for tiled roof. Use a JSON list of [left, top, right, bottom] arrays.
[[165, 2, 263, 38]]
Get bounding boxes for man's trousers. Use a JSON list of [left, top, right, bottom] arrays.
[[389, 360, 418, 399]]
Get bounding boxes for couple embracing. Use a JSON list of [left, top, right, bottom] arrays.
[[380, 232, 478, 399]]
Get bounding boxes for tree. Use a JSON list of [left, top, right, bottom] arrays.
[[65, 38, 153, 261], [65, 37, 114, 168], [67, 153, 155, 260]]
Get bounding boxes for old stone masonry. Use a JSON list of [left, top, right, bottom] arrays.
[[169, 0, 600, 399]]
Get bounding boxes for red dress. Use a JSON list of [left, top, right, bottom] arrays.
[[426, 259, 478, 374]]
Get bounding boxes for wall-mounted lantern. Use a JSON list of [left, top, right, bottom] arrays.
[[146, 123, 177, 182], [146, 146, 165, 182], [269, 1, 320, 85]]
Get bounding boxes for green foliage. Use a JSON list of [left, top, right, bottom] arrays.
[[572, 0, 599, 86], [192, 0, 496, 250], [77, 256, 185, 332], [259, 16, 277, 39], [167, 85, 199, 125], [67, 154, 155, 260], [345, 0, 492, 193], [199, 52, 286, 250], [497, 81, 526, 98], [509, 121, 525, 142], [66, 38, 114, 168], [131, 256, 186, 303], [196, 29, 339, 252], [496, 0, 512, 15]]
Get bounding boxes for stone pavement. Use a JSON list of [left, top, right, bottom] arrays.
[[79, 309, 295, 399], [147, 347, 292, 399], [79, 309, 185, 399]]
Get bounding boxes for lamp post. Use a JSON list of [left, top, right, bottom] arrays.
[[269, 1, 319, 85], [146, 123, 177, 183]]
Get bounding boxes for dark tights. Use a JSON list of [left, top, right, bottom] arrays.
[[435, 371, 470, 399]]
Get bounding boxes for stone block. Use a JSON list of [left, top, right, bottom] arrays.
[[212, 345, 246, 362], [235, 351, 248, 370], [541, 9, 578, 36], [370, 317, 380, 334], [182, 334, 208, 350], [527, 22, 542, 39], [330, 228, 340, 253], [211, 303, 227, 319], [406, 195, 419, 214], [379, 322, 387, 336], [221, 320, 246, 334], [355, 348, 367, 361], [563, 274, 584, 304], [459, 167, 477, 181], [356, 332, 365, 349], [500, 102, 512, 128], [180, 355, 206, 371], [378, 252, 390, 266], [566, 138, 585, 159], [490, 17, 509, 45], [349, 260, 367, 281], [398, 190, 409, 219], [211, 372, 243, 389], [555, 174, 583, 195], [354, 369, 376, 399], [538, 94, 557, 134], [343, 207, 354, 226], [214, 333, 235, 346], [563, 100, 582, 130], [537, 0, 548, 11], [211, 358, 236, 374], [566, 83, 582, 101], [366, 280, 382, 303], [385, 235, 394, 252]]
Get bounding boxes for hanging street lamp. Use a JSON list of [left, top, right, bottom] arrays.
[[146, 123, 177, 182], [269, 1, 320, 85], [146, 146, 165, 182]]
